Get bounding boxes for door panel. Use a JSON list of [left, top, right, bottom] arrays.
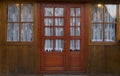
[[38, 4, 86, 74]]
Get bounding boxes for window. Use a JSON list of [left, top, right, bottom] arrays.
[[7, 4, 34, 42], [44, 7, 64, 52], [92, 4, 117, 42], [70, 8, 81, 51]]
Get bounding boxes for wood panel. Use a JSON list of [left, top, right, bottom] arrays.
[[0, 2, 120, 75], [6, 45, 37, 74], [88, 45, 120, 74]]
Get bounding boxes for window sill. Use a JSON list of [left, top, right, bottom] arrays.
[[89, 41, 118, 45], [4, 42, 36, 46]]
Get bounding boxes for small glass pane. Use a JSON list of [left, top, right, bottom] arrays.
[[76, 8, 80, 16], [55, 8, 64, 16], [92, 24, 103, 42], [21, 23, 33, 41], [70, 40, 75, 51], [55, 18, 64, 26], [70, 18, 75, 26], [92, 5, 103, 22], [21, 4, 33, 22], [45, 27, 53, 36], [76, 18, 80, 26], [45, 8, 53, 16], [55, 28, 63, 36], [70, 8, 75, 16], [55, 40, 64, 52], [76, 40, 80, 51], [105, 24, 115, 42], [44, 18, 53, 26], [70, 27, 74, 36], [8, 4, 19, 22], [44, 40, 53, 52], [105, 5, 116, 22], [76, 27, 80, 36], [7, 23, 19, 41]]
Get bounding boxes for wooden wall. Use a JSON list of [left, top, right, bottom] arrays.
[[0, 2, 120, 75], [88, 45, 120, 74]]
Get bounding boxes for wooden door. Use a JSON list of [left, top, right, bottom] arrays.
[[38, 4, 86, 74]]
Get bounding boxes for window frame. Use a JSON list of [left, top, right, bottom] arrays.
[[5, 3, 36, 44], [89, 4, 119, 45]]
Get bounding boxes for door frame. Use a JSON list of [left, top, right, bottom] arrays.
[[37, 3, 88, 74]]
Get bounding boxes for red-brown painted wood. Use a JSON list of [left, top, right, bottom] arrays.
[[38, 3, 87, 74]]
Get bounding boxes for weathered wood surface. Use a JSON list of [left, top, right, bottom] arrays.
[[0, 1, 120, 75]]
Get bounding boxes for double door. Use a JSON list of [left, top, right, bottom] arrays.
[[38, 4, 86, 74]]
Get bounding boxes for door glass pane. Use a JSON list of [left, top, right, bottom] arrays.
[[44, 18, 53, 26], [55, 40, 64, 52], [21, 23, 33, 41], [105, 24, 115, 42], [55, 28, 63, 36], [55, 8, 64, 16], [76, 40, 80, 51], [70, 27, 74, 36], [76, 18, 80, 26], [55, 18, 64, 26], [76, 8, 80, 16], [70, 18, 75, 26], [105, 5, 116, 23], [45, 27, 53, 36], [21, 4, 33, 22], [92, 5, 103, 22], [44, 40, 53, 52], [8, 4, 19, 22], [76, 27, 80, 36], [45, 8, 53, 16], [70, 40, 75, 51], [92, 24, 103, 42], [7, 23, 19, 41], [70, 8, 75, 16], [70, 40, 80, 52]]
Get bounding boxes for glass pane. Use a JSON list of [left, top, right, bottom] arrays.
[[21, 4, 33, 22], [76, 8, 80, 16], [55, 18, 64, 26], [8, 4, 19, 22], [105, 5, 116, 22], [76, 40, 80, 51], [76, 27, 80, 36], [44, 18, 53, 26], [92, 5, 103, 22], [70, 18, 75, 26], [105, 24, 115, 42], [70, 40, 75, 51], [45, 8, 53, 16], [45, 27, 53, 36], [44, 40, 53, 52], [55, 8, 64, 16], [55, 28, 63, 36], [55, 40, 64, 52], [92, 24, 103, 42], [70, 27, 74, 36], [70, 8, 75, 16], [76, 18, 80, 26], [21, 23, 33, 41], [7, 23, 19, 41]]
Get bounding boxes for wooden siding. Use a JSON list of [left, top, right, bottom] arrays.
[[0, 2, 120, 75], [88, 45, 120, 74]]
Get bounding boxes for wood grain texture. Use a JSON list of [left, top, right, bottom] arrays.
[[0, 1, 120, 75]]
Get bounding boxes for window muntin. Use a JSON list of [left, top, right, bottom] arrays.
[[92, 4, 116, 42], [70, 7, 81, 52], [7, 4, 34, 42], [44, 7, 64, 52]]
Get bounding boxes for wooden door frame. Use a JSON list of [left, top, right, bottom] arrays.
[[37, 3, 88, 74]]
